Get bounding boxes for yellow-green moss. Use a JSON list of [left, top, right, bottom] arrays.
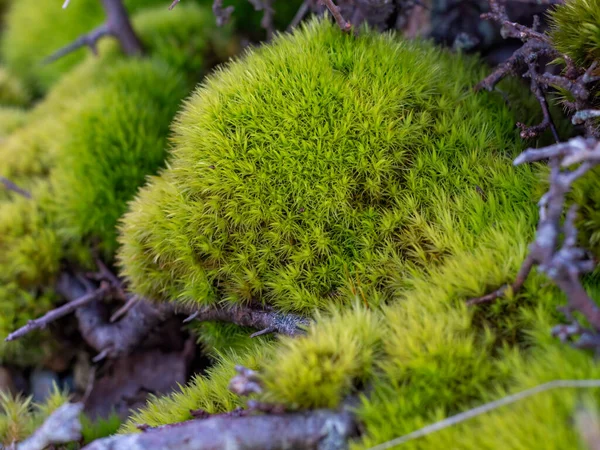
[[0, 385, 69, 446], [0, 67, 30, 106], [118, 19, 534, 314], [548, 0, 600, 66]]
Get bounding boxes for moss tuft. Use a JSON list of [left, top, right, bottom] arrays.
[[262, 304, 382, 409], [119, 19, 533, 314], [548, 0, 600, 66], [0, 0, 206, 93], [47, 59, 188, 259]]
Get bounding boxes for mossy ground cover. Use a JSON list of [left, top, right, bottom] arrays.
[[115, 19, 600, 448]]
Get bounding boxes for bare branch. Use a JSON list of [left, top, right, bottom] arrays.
[[83, 409, 356, 450], [212, 0, 235, 26], [0, 176, 31, 199], [17, 402, 83, 450], [46, 0, 142, 63], [4, 284, 110, 342], [320, 0, 352, 32], [473, 137, 600, 349], [44, 24, 110, 63], [477, 0, 599, 139], [56, 272, 309, 359]]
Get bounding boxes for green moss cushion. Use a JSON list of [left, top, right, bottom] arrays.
[[118, 19, 535, 314]]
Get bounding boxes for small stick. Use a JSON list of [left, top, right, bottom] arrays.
[[5, 285, 109, 342]]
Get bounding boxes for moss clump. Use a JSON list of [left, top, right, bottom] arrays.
[[0, 67, 30, 106], [548, 0, 600, 66], [118, 19, 534, 314], [262, 305, 382, 409], [47, 59, 188, 259]]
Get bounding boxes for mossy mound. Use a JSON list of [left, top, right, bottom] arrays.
[[47, 58, 188, 259], [118, 19, 534, 314], [548, 0, 600, 66]]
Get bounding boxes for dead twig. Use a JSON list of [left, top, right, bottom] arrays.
[[472, 137, 600, 350], [4, 284, 110, 342], [320, 0, 352, 32], [368, 379, 600, 449], [477, 0, 599, 139], [83, 409, 356, 450], [0, 176, 31, 199], [56, 272, 309, 359], [47, 0, 142, 63]]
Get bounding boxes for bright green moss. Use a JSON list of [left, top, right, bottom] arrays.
[[0, 67, 30, 106], [118, 19, 533, 314], [262, 305, 382, 409], [47, 58, 188, 259], [0, 0, 203, 93], [548, 0, 600, 66]]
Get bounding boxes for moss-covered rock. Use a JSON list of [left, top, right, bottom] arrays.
[[118, 19, 534, 314]]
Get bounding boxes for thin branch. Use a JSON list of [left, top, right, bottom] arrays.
[[44, 24, 110, 63], [46, 0, 141, 63], [477, 0, 599, 139], [57, 272, 309, 359], [82, 409, 356, 450], [0, 176, 31, 199], [212, 0, 235, 26], [473, 137, 600, 348], [320, 0, 351, 32], [288, 0, 311, 31], [4, 284, 110, 342], [368, 380, 600, 450]]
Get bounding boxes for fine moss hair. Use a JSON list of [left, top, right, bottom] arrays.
[[548, 0, 600, 66], [0, 385, 69, 446], [46, 58, 188, 260], [118, 19, 533, 314]]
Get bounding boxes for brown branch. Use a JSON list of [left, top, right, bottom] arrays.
[[288, 0, 311, 31], [57, 272, 309, 359], [47, 0, 142, 63], [82, 409, 356, 450], [320, 0, 352, 32], [4, 283, 110, 342], [0, 176, 31, 199]]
